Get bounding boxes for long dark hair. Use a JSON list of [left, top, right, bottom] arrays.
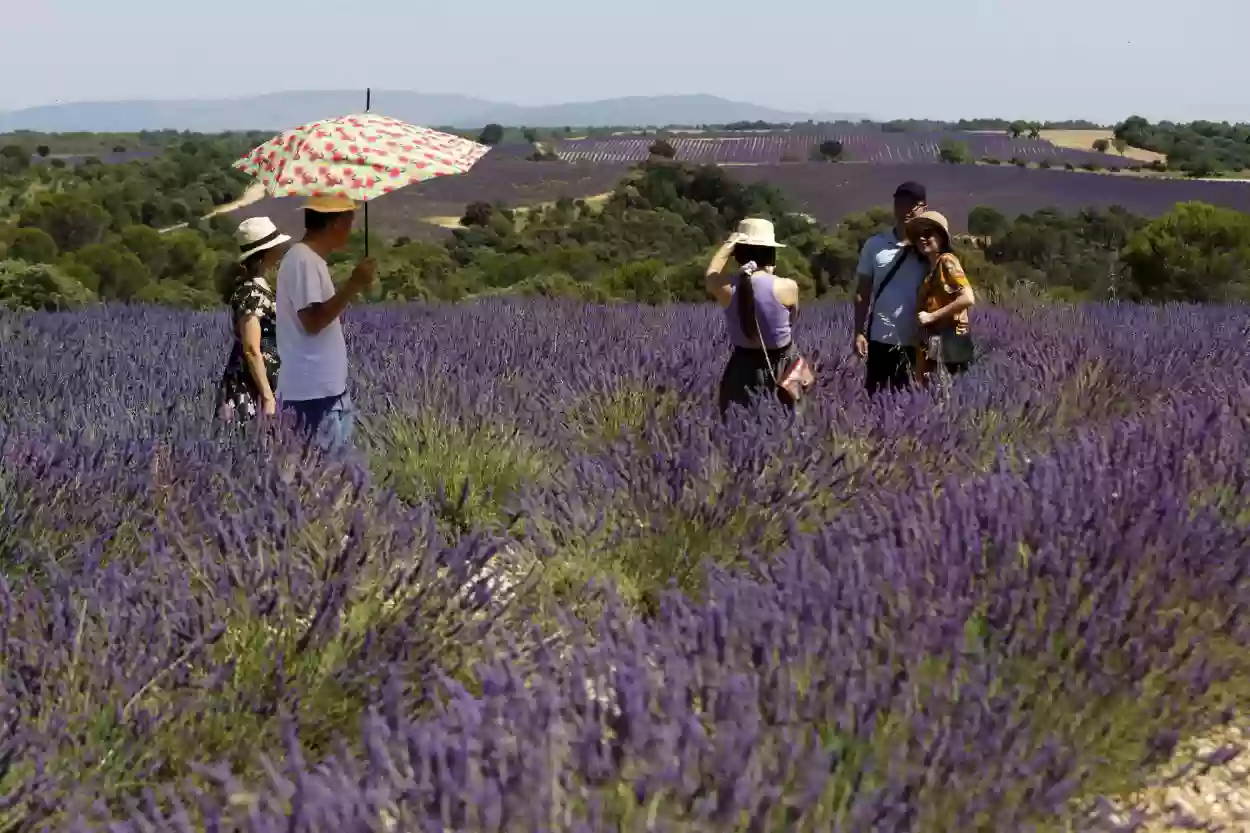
[[219, 250, 268, 303], [733, 243, 777, 342]]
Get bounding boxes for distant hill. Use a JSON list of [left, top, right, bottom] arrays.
[[0, 91, 863, 133]]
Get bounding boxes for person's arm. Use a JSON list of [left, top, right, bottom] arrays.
[[921, 254, 975, 324], [774, 276, 800, 321], [704, 233, 746, 307], [852, 240, 876, 353], [236, 316, 275, 408], [295, 258, 375, 335]]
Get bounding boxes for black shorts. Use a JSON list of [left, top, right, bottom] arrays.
[[865, 341, 916, 395]]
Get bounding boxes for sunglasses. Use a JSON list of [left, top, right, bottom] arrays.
[[912, 225, 943, 240]]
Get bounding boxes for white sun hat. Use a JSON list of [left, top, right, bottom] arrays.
[[234, 216, 291, 263], [734, 217, 787, 247]]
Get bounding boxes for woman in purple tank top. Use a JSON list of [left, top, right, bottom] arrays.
[[704, 218, 801, 415]]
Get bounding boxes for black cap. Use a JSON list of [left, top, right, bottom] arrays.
[[893, 181, 927, 202]]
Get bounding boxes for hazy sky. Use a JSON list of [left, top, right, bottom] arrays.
[[3, 0, 1248, 123]]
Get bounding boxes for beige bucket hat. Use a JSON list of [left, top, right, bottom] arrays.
[[906, 210, 952, 243], [733, 217, 787, 248]]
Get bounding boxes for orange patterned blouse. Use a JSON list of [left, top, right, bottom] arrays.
[[919, 253, 972, 336]]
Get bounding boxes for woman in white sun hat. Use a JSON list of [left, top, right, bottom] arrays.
[[705, 217, 805, 415], [213, 216, 290, 422]]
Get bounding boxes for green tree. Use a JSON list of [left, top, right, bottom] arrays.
[[648, 139, 677, 159], [816, 140, 844, 161], [18, 193, 112, 252], [8, 228, 60, 264], [938, 139, 971, 164], [1007, 121, 1026, 139], [478, 124, 505, 145], [1121, 201, 1250, 302], [967, 206, 1009, 239], [1092, 138, 1111, 153], [36, 145, 51, 158], [131, 280, 219, 309], [461, 201, 496, 227], [120, 224, 171, 278], [163, 230, 218, 288], [0, 260, 97, 311], [0, 144, 29, 174], [74, 243, 152, 300]]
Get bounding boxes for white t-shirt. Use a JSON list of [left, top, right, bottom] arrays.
[[275, 243, 348, 402], [856, 230, 927, 346]]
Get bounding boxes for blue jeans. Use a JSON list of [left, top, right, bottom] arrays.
[[282, 391, 355, 453]]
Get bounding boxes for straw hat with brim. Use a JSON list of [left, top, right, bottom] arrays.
[[304, 194, 359, 214], [906, 210, 952, 245], [234, 216, 291, 263], [734, 217, 787, 248]]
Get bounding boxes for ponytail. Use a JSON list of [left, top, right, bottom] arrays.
[[731, 243, 776, 343], [737, 261, 760, 342]]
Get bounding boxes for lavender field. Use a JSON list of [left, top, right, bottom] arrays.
[[229, 159, 1250, 242], [735, 162, 1250, 231], [553, 131, 1128, 166], [232, 157, 631, 240], [2, 299, 1249, 831]]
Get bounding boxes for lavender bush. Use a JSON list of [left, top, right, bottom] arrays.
[[1, 298, 1248, 831]]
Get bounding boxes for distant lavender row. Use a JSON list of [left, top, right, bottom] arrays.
[[553, 132, 1129, 166], [731, 162, 1250, 230], [231, 158, 631, 241]]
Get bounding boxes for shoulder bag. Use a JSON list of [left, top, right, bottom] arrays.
[[921, 257, 976, 365]]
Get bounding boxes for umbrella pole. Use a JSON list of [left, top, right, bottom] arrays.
[[364, 87, 371, 258]]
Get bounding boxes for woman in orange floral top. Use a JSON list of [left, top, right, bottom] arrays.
[[906, 210, 977, 384]]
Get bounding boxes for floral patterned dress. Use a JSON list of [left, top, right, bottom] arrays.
[[214, 277, 280, 420]]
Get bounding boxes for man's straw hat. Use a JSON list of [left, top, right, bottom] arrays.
[[303, 193, 359, 213]]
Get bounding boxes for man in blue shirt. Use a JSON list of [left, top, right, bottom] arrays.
[[852, 181, 929, 394]]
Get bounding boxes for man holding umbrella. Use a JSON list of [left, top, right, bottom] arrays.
[[233, 104, 492, 449], [274, 194, 375, 452]]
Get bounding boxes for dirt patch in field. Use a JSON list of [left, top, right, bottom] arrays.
[[1041, 130, 1166, 163]]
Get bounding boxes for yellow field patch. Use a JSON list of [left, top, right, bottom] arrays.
[[420, 191, 614, 230], [423, 215, 465, 229], [1040, 130, 1166, 163]]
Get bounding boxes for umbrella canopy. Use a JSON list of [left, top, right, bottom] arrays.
[[233, 113, 491, 201]]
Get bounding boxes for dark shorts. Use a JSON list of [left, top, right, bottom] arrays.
[[865, 341, 917, 395], [718, 342, 798, 415], [282, 391, 355, 452]]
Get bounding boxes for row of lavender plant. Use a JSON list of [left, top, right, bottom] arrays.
[[1, 299, 1247, 830]]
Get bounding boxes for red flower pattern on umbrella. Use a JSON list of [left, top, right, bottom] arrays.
[[233, 112, 491, 201]]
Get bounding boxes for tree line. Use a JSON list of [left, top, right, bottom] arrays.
[[0, 133, 257, 309], [0, 134, 1246, 311], [1113, 117, 1250, 177]]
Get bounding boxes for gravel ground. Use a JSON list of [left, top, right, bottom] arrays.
[[1091, 723, 1250, 831]]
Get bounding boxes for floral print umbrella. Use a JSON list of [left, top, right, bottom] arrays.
[[233, 112, 492, 201]]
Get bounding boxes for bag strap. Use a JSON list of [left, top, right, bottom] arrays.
[[873, 245, 911, 308], [860, 243, 911, 341]]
